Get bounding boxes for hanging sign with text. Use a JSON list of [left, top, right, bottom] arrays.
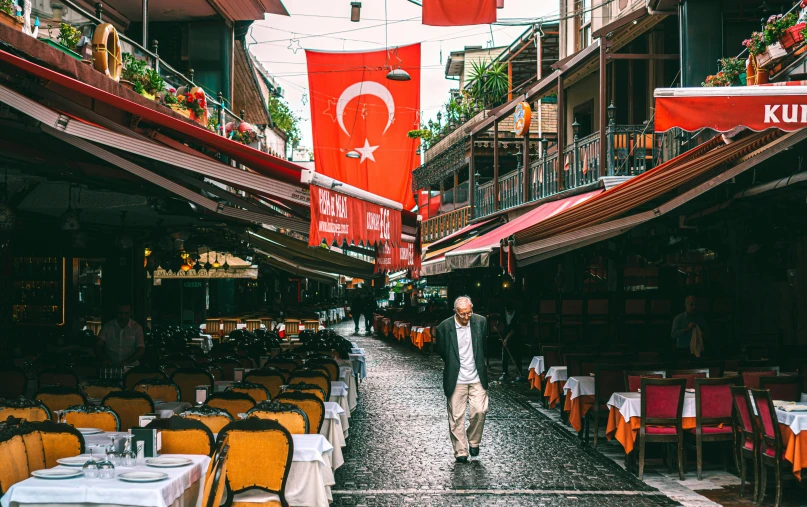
[[309, 185, 402, 247]]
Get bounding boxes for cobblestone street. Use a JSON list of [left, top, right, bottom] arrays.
[[331, 320, 680, 506]]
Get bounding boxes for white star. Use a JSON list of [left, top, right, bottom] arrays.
[[288, 38, 302, 54], [354, 138, 379, 163]]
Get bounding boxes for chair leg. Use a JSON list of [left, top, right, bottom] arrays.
[[696, 434, 703, 481], [739, 454, 746, 498], [774, 460, 782, 507], [754, 455, 761, 504], [638, 436, 646, 480], [593, 413, 599, 448], [759, 463, 767, 504], [677, 437, 685, 481]]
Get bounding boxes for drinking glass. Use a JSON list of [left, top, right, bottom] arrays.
[[83, 448, 100, 479], [53, 410, 64, 424], [106, 436, 121, 466], [121, 434, 137, 467], [98, 460, 115, 480]]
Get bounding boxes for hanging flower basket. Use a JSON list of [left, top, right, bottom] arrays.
[[780, 23, 806, 51], [756, 42, 788, 68]]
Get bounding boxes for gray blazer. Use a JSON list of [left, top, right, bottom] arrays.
[[434, 314, 489, 397]]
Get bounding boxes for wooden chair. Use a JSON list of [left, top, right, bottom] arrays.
[[624, 370, 666, 393], [667, 369, 709, 389], [134, 378, 181, 403], [284, 383, 327, 403], [302, 319, 319, 332], [183, 406, 234, 434], [212, 357, 242, 382], [146, 416, 216, 456], [221, 319, 239, 339], [274, 392, 325, 434], [63, 405, 120, 432], [171, 367, 215, 403], [227, 381, 271, 403], [34, 387, 87, 421], [82, 380, 123, 401], [283, 319, 301, 338], [38, 367, 79, 389], [205, 318, 222, 340], [123, 366, 166, 390], [586, 363, 628, 447], [0, 398, 51, 422], [216, 419, 294, 506], [205, 392, 256, 419], [731, 385, 760, 501], [687, 377, 740, 480], [260, 317, 274, 331], [247, 400, 310, 434], [760, 375, 803, 402], [200, 441, 229, 507], [307, 358, 340, 383], [739, 366, 780, 389], [751, 388, 792, 507], [638, 377, 687, 480], [288, 370, 331, 399], [101, 391, 154, 431], [244, 369, 286, 399], [563, 353, 596, 377], [0, 366, 28, 398], [245, 319, 262, 333]]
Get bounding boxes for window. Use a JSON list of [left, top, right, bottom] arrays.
[[578, 0, 592, 50]]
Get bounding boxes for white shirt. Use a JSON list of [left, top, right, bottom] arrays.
[[455, 316, 480, 385], [505, 311, 515, 325]]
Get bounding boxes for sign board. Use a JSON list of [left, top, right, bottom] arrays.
[[514, 102, 532, 136], [308, 184, 402, 247]]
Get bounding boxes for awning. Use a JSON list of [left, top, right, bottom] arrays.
[[421, 255, 448, 277], [257, 250, 340, 285], [424, 218, 497, 251], [444, 190, 602, 271], [422, 218, 503, 262], [655, 86, 807, 133], [513, 129, 807, 266]]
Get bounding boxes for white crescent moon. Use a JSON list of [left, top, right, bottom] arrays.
[[336, 81, 395, 137]]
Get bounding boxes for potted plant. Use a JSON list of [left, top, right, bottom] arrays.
[[781, 15, 806, 50], [0, 0, 23, 30], [743, 32, 770, 84], [756, 14, 792, 67], [37, 23, 82, 59], [121, 53, 148, 92]]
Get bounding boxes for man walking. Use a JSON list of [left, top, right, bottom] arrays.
[[351, 293, 363, 334], [435, 296, 489, 463]]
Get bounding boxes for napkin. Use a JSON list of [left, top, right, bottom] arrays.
[[773, 400, 795, 407], [781, 405, 807, 412]]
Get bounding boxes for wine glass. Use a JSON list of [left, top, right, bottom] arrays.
[[121, 434, 137, 467], [98, 460, 115, 480], [53, 410, 64, 424], [83, 448, 100, 479], [106, 435, 121, 466]]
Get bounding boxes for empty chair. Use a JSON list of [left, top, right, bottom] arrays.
[[288, 370, 331, 399], [171, 368, 215, 403], [102, 391, 154, 431], [216, 419, 293, 506], [63, 405, 120, 432], [0, 398, 51, 422], [205, 318, 222, 339], [638, 377, 687, 480], [307, 358, 340, 382], [0, 366, 28, 398], [305, 364, 333, 382], [247, 400, 309, 434], [687, 377, 740, 480], [624, 370, 666, 393], [586, 364, 628, 447], [688, 360, 724, 379], [206, 364, 224, 382], [668, 369, 709, 389], [739, 366, 780, 389], [183, 406, 234, 434], [267, 359, 298, 376], [123, 366, 166, 390], [200, 441, 229, 507], [146, 416, 215, 455], [244, 369, 286, 399], [212, 357, 242, 381], [731, 386, 760, 501], [227, 381, 271, 403], [205, 392, 256, 419], [751, 388, 792, 506], [760, 375, 803, 402], [283, 319, 301, 338], [82, 381, 123, 400], [284, 383, 327, 403], [245, 319, 262, 333], [38, 367, 79, 388], [221, 319, 239, 338], [34, 387, 87, 421], [274, 391, 325, 434], [134, 378, 181, 403]]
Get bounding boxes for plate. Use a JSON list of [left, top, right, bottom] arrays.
[[686, 388, 695, 393], [76, 428, 103, 435], [118, 471, 169, 482], [32, 469, 83, 479], [56, 456, 93, 467], [146, 457, 193, 468]]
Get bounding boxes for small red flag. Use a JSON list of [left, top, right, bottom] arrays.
[[422, 0, 497, 26]]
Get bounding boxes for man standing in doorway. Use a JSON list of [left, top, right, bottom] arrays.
[[96, 302, 145, 366], [671, 295, 708, 358], [351, 293, 363, 334], [499, 302, 524, 382], [435, 296, 489, 463]]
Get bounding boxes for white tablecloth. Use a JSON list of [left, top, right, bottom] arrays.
[[562, 376, 594, 400], [1, 454, 209, 507], [321, 402, 346, 471], [349, 350, 366, 380], [329, 393, 350, 423], [528, 356, 545, 375], [330, 381, 348, 398], [155, 402, 192, 420], [607, 392, 696, 423], [545, 366, 568, 384], [340, 367, 357, 412]]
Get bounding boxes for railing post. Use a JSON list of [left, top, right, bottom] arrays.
[[469, 134, 475, 219], [142, 0, 148, 47], [493, 121, 500, 212], [95, 2, 103, 21], [542, 149, 547, 198], [556, 74, 565, 192], [522, 131, 529, 204], [573, 136, 579, 189], [217, 91, 224, 137], [151, 40, 159, 72], [188, 68, 195, 84], [607, 122, 615, 176]]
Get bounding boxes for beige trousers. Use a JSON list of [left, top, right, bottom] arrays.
[[446, 382, 489, 457]]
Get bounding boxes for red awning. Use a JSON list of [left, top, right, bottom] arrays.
[[309, 183, 402, 247], [654, 85, 807, 133], [444, 190, 603, 271], [0, 48, 304, 185]]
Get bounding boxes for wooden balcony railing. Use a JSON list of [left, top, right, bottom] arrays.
[[422, 206, 471, 244]]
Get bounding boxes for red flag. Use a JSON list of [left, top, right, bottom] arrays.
[[422, 0, 496, 26], [306, 45, 420, 210]]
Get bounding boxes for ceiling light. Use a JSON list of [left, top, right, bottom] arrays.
[[350, 2, 361, 22], [386, 68, 411, 81], [346, 150, 360, 158]]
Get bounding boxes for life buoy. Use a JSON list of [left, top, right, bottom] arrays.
[[92, 23, 122, 82]]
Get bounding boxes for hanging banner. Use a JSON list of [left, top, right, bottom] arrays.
[[375, 241, 422, 278], [305, 45, 420, 210], [309, 185, 402, 247], [655, 86, 807, 133], [422, 0, 497, 26]]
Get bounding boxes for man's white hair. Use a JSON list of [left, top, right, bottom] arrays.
[[454, 296, 473, 311]]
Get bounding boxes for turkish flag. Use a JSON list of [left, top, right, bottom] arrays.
[[422, 0, 496, 26], [306, 45, 420, 210]]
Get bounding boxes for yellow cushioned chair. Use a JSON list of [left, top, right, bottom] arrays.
[[123, 366, 166, 390], [134, 378, 181, 402], [205, 392, 256, 419], [38, 367, 79, 388], [145, 416, 215, 456], [283, 383, 326, 403], [306, 364, 333, 381], [64, 405, 120, 432], [212, 357, 242, 382], [184, 406, 234, 434], [247, 401, 309, 435], [267, 360, 298, 376], [0, 398, 51, 422], [216, 419, 293, 507], [34, 387, 87, 421], [171, 367, 214, 403], [201, 443, 229, 507], [288, 370, 331, 399], [307, 358, 340, 383], [102, 391, 154, 431], [274, 392, 325, 434], [82, 381, 123, 400], [228, 381, 271, 403], [244, 369, 286, 399]]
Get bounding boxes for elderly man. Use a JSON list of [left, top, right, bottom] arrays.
[[434, 296, 489, 463], [96, 302, 145, 366], [671, 296, 708, 357]]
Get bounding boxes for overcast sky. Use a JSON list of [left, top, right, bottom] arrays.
[[250, 0, 558, 156]]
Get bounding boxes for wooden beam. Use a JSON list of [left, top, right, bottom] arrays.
[[508, 61, 513, 101], [469, 134, 475, 219], [556, 73, 565, 192], [599, 37, 607, 178], [493, 121, 500, 211], [606, 53, 680, 60], [522, 128, 529, 204]]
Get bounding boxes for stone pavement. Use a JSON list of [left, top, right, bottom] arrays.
[[330, 320, 679, 506]]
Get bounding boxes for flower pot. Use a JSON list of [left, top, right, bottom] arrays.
[[168, 103, 192, 119], [120, 80, 136, 91], [756, 69, 770, 85], [756, 42, 787, 68], [780, 23, 806, 51], [37, 37, 82, 60], [736, 73, 747, 86], [746, 58, 756, 85], [0, 10, 23, 31]]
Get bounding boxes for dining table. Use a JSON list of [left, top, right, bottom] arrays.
[[349, 348, 366, 380], [339, 366, 357, 412], [527, 356, 545, 391], [747, 397, 807, 480], [322, 402, 346, 470], [329, 381, 351, 421], [562, 376, 595, 432], [543, 366, 568, 408], [605, 391, 697, 455]]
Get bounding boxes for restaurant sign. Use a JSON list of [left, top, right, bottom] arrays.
[[153, 267, 258, 279], [374, 241, 422, 278], [514, 101, 531, 136], [308, 184, 402, 247]]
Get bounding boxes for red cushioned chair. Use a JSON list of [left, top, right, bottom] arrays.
[[624, 370, 665, 393], [751, 388, 791, 507], [638, 377, 687, 480], [730, 386, 759, 501], [759, 375, 801, 402], [686, 376, 741, 480], [739, 366, 779, 389], [586, 364, 628, 448], [667, 369, 709, 389]]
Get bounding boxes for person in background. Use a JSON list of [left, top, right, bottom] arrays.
[[96, 302, 145, 366], [499, 302, 524, 382], [363, 293, 375, 334], [352, 293, 363, 334], [671, 295, 708, 357]]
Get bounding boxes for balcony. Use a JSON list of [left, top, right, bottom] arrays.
[[422, 207, 471, 244]]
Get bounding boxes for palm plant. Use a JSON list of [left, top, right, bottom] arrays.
[[466, 60, 509, 108]]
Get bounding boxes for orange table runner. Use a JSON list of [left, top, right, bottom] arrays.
[[564, 394, 595, 432], [528, 368, 544, 391], [543, 379, 566, 408], [605, 407, 696, 454]]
